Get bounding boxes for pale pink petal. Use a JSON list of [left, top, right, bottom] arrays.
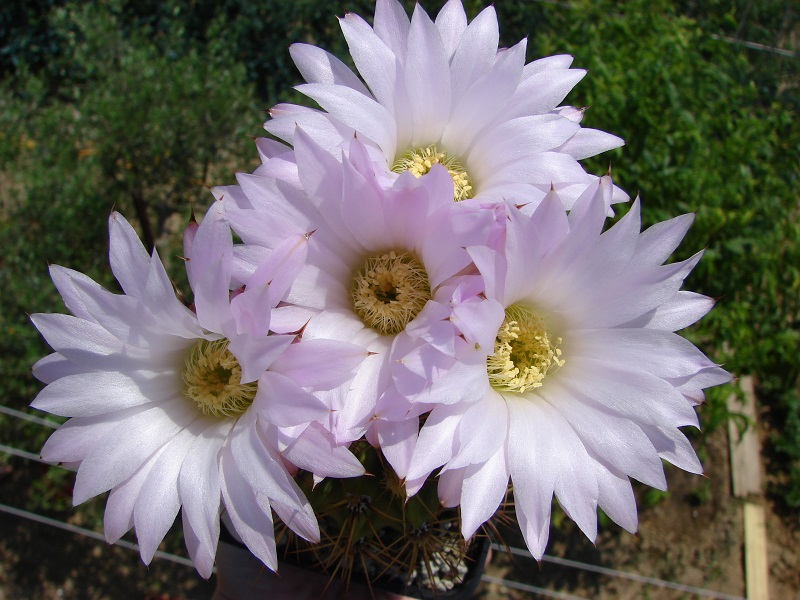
[[434, 0, 467, 59], [470, 115, 582, 178], [556, 127, 625, 160], [108, 212, 151, 298], [227, 335, 294, 385], [281, 422, 365, 479], [289, 43, 369, 95], [39, 405, 151, 464], [448, 5, 498, 102], [408, 403, 467, 486], [219, 448, 278, 571], [576, 328, 720, 381], [505, 68, 586, 120], [254, 371, 329, 427], [507, 398, 556, 559], [438, 467, 466, 508], [339, 12, 402, 115], [593, 461, 638, 534], [298, 83, 397, 157], [269, 338, 367, 390], [229, 411, 316, 536], [626, 291, 715, 331], [634, 213, 696, 267], [442, 39, 526, 153], [460, 445, 509, 539], [445, 393, 507, 471], [536, 401, 599, 542], [178, 419, 232, 577], [561, 357, 699, 430], [375, 416, 420, 480], [32, 371, 177, 417], [183, 509, 215, 579], [187, 201, 234, 333], [540, 380, 668, 490], [374, 0, 410, 58], [32, 353, 86, 384], [255, 137, 292, 161], [73, 399, 198, 505], [30, 313, 150, 368], [133, 426, 197, 564], [104, 444, 165, 543], [405, 4, 451, 145], [640, 424, 703, 474]]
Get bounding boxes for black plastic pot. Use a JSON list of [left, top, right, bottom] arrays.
[[217, 525, 490, 599]]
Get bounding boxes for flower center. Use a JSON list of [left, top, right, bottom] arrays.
[[183, 339, 257, 418], [351, 251, 431, 335], [391, 145, 474, 202], [487, 305, 564, 394]]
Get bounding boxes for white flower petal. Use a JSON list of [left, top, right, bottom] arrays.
[[460, 444, 509, 540], [640, 424, 703, 474], [133, 425, 198, 564], [73, 399, 198, 505], [374, 0, 410, 59], [506, 68, 586, 120], [179, 420, 231, 578], [405, 4, 452, 145], [108, 212, 152, 298], [556, 127, 625, 160], [281, 422, 365, 479], [104, 444, 165, 544], [626, 291, 715, 331], [298, 83, 397, 157], [270, 338, 367, 390], [289, 43, 370, 95], [32, 371, 178, 417], [507, 398, 556, 559], [442, 39, 526, 153], [434, 0, 467, 60], [40, 405, 152, 464], [188, 201, 234, 333], [32, 353, 85, 384], [593, 460, 638, 534], [182, 509, 215, 579], [561, 357, 699, 430], [375, 416, 420, 480], [634, 212, 696, 267], [340, 12, 402, 117], [254, 371, 329, 427], [446, 394, 507, 470], [219, 448, 278, 572], [540, 381, 668, 490], [448, 5, 498, 103]]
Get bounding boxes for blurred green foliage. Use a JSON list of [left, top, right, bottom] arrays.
[[1, 0, 799, 528]]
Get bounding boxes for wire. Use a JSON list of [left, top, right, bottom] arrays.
[[0, 501, 197, 569], [710, 34, 799, 58], [493, 544, 746, 600], [0, 411, 750, 599], [0, 498, 589, 600], [0, 443, 48, 465], [481, 575, 589, 599], [0, 404, 61, 429], [526, 0, 799, 59]]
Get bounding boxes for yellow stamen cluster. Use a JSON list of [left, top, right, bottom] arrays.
[[392, 145, 474, 202], [487, 305, 564, 393], [352, 251, 431, 335], [183, 339, 257, 418]]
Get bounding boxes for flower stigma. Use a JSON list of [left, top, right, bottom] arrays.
[[352, 251, 431, 335], [487, 305, 564, 393], [392, 145, 474, 202], [183, 338, 257, 418]]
